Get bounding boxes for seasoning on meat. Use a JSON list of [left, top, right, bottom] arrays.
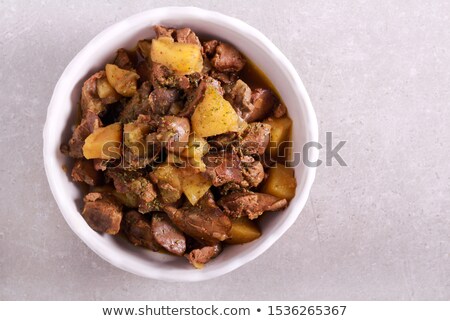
[[239, 122, 271, 156], [106, 169, 157, 214]]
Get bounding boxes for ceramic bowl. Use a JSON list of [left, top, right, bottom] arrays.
[[43, 7, 318, 281]]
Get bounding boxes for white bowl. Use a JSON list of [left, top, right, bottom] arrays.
[[43, 7, 318, 281]]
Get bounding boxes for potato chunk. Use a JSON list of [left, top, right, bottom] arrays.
[[105, 64, 139, 97], [123, 119, 152, 157], [263, 116, 292, 159], [152, 164, 183, 203], [225, 217, 261, 244], [191, 86, 245, 137], [181, 133, 209, 172], [262, 163, 296, 200], [96, 76, 120, 102], [150, 37, 203, 75], [181, 133, 209, 159], [181, 172, 212, 205], [112, 191, 139, 208], [83, 122, 122, 159]]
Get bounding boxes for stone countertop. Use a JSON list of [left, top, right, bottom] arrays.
[[1, 0, 449, 300]]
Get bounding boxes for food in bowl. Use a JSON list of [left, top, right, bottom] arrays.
[[61, 25, 297, 269]]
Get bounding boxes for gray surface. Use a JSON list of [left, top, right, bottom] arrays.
[[1, 0, 449, 300]]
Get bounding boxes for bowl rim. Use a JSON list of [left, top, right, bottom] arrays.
[[43, 6, 318, 281]]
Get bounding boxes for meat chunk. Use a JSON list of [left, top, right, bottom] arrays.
[[239, 122, 271, 155], [113, 48, 134, 70], [82, 192, 122, 234], [176, 28, 201, 46], [240, 156, 265, 188], [207, 132, 238, 151], [106, 169, 157, 214], [152, 212, 186, 256], [154, 25, 201, 46], [80, 71, 106, 116], [163, 192, 231, 244], [93, 159, 109, 171], [119, 81, 152, 123], [135, 60, 152, 84], [186, 243, 222, 269], [204, 152, 244, 187], [148, 88, 182, 115], [225, 80, 254, 120], [71, 159, 102, 186], [150, 63, 190, 90], [211, 42, 246, 72], [123, 210, 159, 251], [248, 89, 279, 122], [154, 25, 175, 39], [203, 40, 219, 56], [157, 116, 190, 153], [209, 69, 238, 84], [226, 84, 279, 122], [68, 110, 103, 158], [218, 192, 287, 220]]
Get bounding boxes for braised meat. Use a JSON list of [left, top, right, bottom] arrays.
[[148, 87, 182, 116], [68, 110, 102, 158], [151, 212, 186, 256], [106, 169, 157, 214], [211, 43, 246, 72], [80, 71, 106, 116], [186, 243, 222, 269], [204, 152, 243, 187], [71, 159, 102, 186], [119, 81, 152, 123], [82, 192, 122, 234], [239, 122, 271, 156], [123, 210, 159, 251], [218, 192, 287, 220], [163, 192, 231, 245]]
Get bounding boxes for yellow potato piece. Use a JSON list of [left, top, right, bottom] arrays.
[[264, 116, 292, 159], [137, 39, 152, 60], [96, 77, 119, 100], [83, 123, 122, 160], [112, 191, 139, 208], [105, 64, 139, 97], [181, 172, 212, 205], [123, 121, 152, 157], [150, 37, 203, 75], [191, 86, 244, 137], [262, 163, 296, 200], [152, 163, 182, 203], [225, 217, 261, 244], [181, 133, 209, 159]]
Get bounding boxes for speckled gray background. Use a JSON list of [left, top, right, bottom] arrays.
[[1, 0, 449, 300]]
